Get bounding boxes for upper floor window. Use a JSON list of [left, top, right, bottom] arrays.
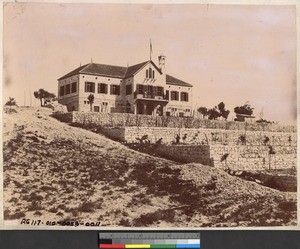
[[98, 83, 108, 94], [157, 86, 163, 96], [181, 92, 189, 102], [60, 86, 65, 96], [126, 84, 132, 95], [71, 82, 77, 93], [136, 84, 144, 94], [65, 84, 71, 95], [110, 84, 120, 95], [171, 91, 179, 101], [85, 82, 95, 93], [146, 68, 155, 79], [165, 90, 169, 100]]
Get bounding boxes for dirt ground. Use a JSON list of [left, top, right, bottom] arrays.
[[2, 106, 297, 227]]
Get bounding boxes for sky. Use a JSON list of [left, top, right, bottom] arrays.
[[3, 3, 297, 124]]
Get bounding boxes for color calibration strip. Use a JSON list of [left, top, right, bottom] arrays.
[[99, 232, 200, 249]]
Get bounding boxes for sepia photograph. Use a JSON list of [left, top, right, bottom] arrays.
[[2, 2, 297, 228]]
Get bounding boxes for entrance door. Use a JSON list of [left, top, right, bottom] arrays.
[[137, 102, 144, 114]]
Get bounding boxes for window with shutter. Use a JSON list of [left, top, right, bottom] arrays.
[[180, 92, 189, 101], [110, 85, 120, 95], [137, 84, 144, 94], [171, 91, 179, 101], [66, 84, 71, 95], [71, 82, 77, 93], [85, 82, 95, 93], [60, 86, 65, 96], [98, 83, 108, 94], [166, 90, 169, 100]]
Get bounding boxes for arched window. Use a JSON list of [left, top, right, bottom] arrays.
[[146, 70, 148, 78], [149, 68, 152, 78]]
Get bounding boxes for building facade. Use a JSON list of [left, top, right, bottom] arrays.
[[58, 56, 193, 116]]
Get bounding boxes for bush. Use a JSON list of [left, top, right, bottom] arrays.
[[78, 201, 95, 213]]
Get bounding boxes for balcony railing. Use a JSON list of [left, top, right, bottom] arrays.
[[134, 91, 168, 101]]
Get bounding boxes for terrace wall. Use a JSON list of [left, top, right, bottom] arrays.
[[53, 112, 297, 170], [55, 111, 296, 132]]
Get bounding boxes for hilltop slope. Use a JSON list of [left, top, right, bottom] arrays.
[[3, 107, 297, 227]]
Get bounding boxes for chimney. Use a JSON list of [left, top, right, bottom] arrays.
[[158, 54, 166, 74]]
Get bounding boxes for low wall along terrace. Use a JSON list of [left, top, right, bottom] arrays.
[[54, 112, 297, 170], [56, 111, 296, 132]]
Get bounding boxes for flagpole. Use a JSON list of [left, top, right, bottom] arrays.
[[150, 39, 152, 61]]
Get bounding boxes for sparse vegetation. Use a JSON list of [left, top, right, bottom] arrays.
[[5, 97, 17, 106], [2, 106, 297, 227]]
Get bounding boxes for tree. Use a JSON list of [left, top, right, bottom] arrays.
[[217, 102, 230, 120], [197, 106, 209, 118], [44, 92, 57, 105], [34, 89, 56, 106], [88, 94, 94, 112], [234, 102, 254, 116], [208, 107, 221, 120], [205, 102, 230, 120], [5, 97, 17, 106]]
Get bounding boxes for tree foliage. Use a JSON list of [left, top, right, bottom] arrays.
[[5, 97, 17, 106], [197, 106, 208, 118], [234, 103, 254, 116], [217, 102, 230, 119], [208, 108, 221, 120], [88, 94, 94, 112], [34, 89, 56, 106], [201, 102, 230, 120]]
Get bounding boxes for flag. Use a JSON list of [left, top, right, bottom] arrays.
[[150, 39, 153, 60]]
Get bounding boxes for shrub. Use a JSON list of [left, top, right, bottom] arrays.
[[119, 218, 131, 226], [78, 201, 95, 213]]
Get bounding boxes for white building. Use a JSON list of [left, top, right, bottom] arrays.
[[58, 56, 193, 116]]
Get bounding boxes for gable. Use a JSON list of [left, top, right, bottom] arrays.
[[125, 60, 162, 78]]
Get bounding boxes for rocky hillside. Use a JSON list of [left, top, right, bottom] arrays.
[[3, 107, 297, 227]]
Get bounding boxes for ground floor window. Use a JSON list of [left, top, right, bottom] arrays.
[[94, 106, 100, 112], [166, 111, 170, 116], [126, 84, 132, 95]]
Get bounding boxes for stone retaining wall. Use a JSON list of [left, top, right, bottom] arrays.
[[154, 145, 212, 165], [55, 111, 296, 132], [123, 127, 297, 147], [209, 144, 296, 170], [115, 127, 297, 170], [53, 112, 297, 171]]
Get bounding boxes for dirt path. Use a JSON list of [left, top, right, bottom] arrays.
[[3, 107, 297, 227]]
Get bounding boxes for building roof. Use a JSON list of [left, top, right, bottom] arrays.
[[57, 64, 89, 80], [58, 61, 193, 87], [166, 74, 193, 87], [81, 63, 127, 78], [124, 61, 149, 78]]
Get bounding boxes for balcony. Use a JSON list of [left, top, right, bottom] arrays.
[[134, 92, 169, 102]]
